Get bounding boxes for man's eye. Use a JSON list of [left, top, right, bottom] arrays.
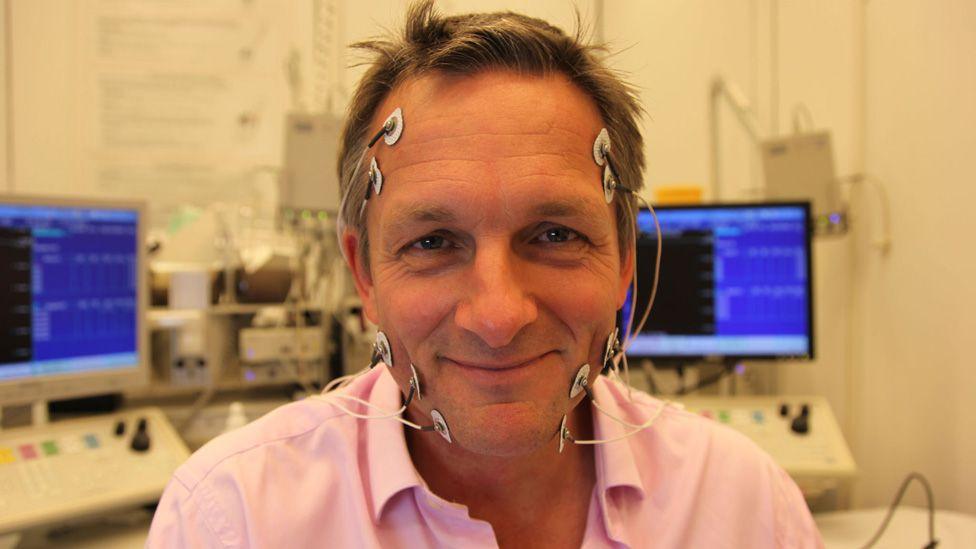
[[536, 227, 580, 243], [411, 235, 447, 250]]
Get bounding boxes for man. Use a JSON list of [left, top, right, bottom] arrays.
[[148, 2, 823, 547]]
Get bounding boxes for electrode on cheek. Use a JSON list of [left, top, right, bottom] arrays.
[[603, 328, 620, 370], [409, 363, 422, 400], [558, 415, 569, 453]]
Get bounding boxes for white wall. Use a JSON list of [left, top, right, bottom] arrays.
[[852, 0, 976, 514], [605, 0, 976, 514]]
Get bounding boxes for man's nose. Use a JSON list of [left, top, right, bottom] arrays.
[[454, 244, 538, 349]]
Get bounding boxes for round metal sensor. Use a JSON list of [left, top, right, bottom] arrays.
[[375, 331, 392, 367], [603, 328, 619, 368], [592, 128, 610, 166], [409, 364, 422, 400], [430, 409, 452, 443], [602, 165, 616, 204], [369, 157, 383, 196], [570, 364, 590, 399], [558, 415, 569, 453], [383, 108, 404, 146]]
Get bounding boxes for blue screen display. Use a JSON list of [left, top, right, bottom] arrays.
[[624, 203, 813, 360], [0, 203, 139, 380]]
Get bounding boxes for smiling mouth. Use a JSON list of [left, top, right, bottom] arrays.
[[444, 351, 554, 373]]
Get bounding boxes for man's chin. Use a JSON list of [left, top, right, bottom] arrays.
[[449, 403, 562, 458]]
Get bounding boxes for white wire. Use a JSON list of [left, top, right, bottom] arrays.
[[589, 398, 648, 430], [310, 371, 428, 430], [610, 194, 663, 401], [323, 367, 369, 392], [310, 392, 427, 431], [622, 194, 663, 350], [572, 400, 671, 445]]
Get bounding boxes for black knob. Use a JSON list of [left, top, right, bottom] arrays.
[[114, 420, 126, 437], [779, 403, 790, 417], [790, 413, 809, 435], [800, 403, 810, 416], [130, 418, 151, 452]]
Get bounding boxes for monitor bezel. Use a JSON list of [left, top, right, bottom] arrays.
[[624, 200, 815, 364], [0, 194, 149, 406]]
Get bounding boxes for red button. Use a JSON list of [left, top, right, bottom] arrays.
[[19, 444, 38, 460]]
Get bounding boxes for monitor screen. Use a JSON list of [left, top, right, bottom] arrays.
[[623, 202, 813, 362], [0, 196, 146, 404]]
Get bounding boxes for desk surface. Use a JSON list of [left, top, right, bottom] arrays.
[[815, 506, 976, 548]]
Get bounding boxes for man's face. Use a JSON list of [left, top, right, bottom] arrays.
[[344, 70, 632, 457]]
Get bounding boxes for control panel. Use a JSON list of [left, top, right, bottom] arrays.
[[0, 407, 190, 534], [677, 395, 857, 481]]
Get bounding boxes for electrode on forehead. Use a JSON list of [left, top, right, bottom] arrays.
[[375, 331, 392, 367], [569, 364, 590, 399], [593, 128, 616, 204], [592, 128, 611, 167], [430, 409, 452, 443], [368, 157, 384, 196], [602, 165, 616, 203], [382, 108, 404, 145], [367, 107, 405, 148]]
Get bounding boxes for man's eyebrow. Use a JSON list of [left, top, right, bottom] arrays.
[[382, 204, 457, 234], [531, 198, 604, 219]]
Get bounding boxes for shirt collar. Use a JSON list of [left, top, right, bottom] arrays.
[[364, 367, 424, 522], [589, 376, 650, 549], [591, 375, 647, 498]]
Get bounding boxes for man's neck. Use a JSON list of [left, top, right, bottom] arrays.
[[404, 404, 596, 547]]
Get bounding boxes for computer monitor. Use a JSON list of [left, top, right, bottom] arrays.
[[0, 195, 147, 405], [623, 201, 813, 362]]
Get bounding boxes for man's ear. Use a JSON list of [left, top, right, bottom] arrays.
[[342, 228, 379, 324], [616, 240, 635, 309]]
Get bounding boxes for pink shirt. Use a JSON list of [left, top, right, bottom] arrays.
[[147, 367, 823, 548]]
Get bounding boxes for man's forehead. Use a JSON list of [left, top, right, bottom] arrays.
[[371, 71, 605, 155], [366, 71, 608, 197]]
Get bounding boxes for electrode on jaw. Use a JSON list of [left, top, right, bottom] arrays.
[[570, 364, 590, 399], [374, 331, 393, 367], [430, 409, 452, 443]]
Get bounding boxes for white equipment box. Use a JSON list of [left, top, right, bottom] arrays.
[[0, 407, 190, 534], [677, 395, 856, 485], [239, 327, 324, 363]]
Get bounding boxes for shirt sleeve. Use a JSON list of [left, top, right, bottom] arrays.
[[772, 465, 825, 549], [146, 476, 228, 549]]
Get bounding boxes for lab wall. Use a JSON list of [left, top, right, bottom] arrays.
[[2, 0, 973, 515], [852, 0, 976, 514], [605, 0, 975, 514]]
